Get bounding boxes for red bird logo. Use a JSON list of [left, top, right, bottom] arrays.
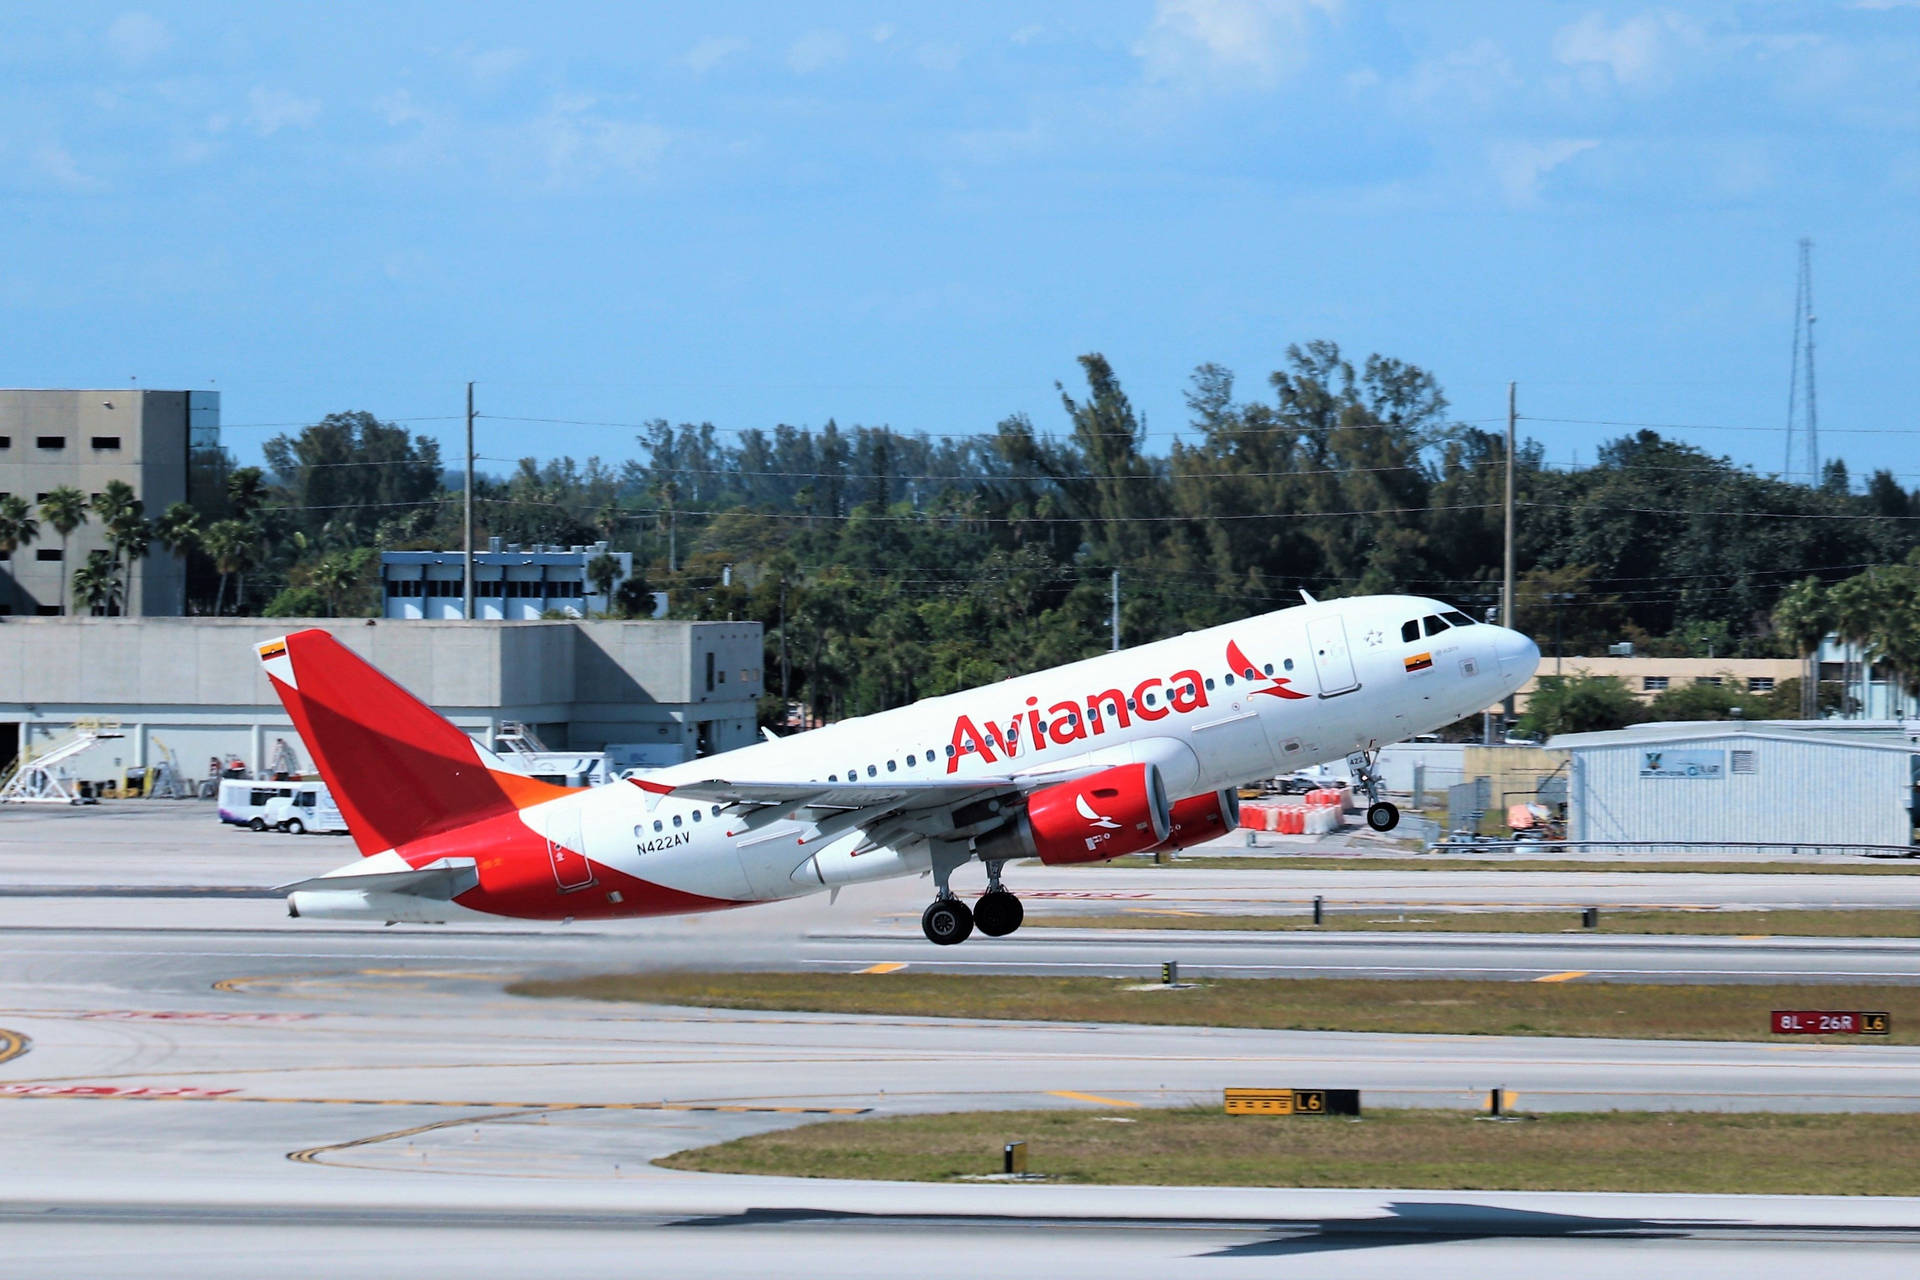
[[1226, 639, 1310, 700]]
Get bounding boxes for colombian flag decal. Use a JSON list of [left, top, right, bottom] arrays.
[[1404, 652, 1434, 673]]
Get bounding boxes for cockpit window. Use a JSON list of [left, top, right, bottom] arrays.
[[1422, 614, 1448, 637], [1400, 620, 1419, 643], [1441, 610, 1474, 627]]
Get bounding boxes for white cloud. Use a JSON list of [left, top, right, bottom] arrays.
[[106, 11, 171, 67], [32, 143, 100, 191], [463, 46, 527, 83], [871, 24, 896, 44], [685, 36, 747, 74], [374, 89, 427, 128], [1490, 137, 1599, 205], [788, 29, 849, 74], [1010, 25, 1045, 47], [247, 86, 321, 136], [1135, 0, 1341, 91], [530, 94, 670, 184], [1552, 10, 1702, 90], [1399, 38, 1520, 110]]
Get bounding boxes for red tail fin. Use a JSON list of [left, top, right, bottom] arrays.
[[256, 630, 570, 856]]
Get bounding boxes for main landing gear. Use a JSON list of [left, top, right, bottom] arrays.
[[920, 854, 1023, 946], [1347, 748, 1400, 833]]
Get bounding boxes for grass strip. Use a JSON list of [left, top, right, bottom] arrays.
[[1087, 855, 1920, 874], [658, 1106, 1920, 1195], [1024, 908, 1920, 937], [509, 972, 1920, 1044]]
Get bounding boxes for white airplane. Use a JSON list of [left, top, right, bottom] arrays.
[[262, 594, 1538, 945]]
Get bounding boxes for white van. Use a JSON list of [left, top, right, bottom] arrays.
[[217, 779, 301, 829], [261, 783, 349, 835]]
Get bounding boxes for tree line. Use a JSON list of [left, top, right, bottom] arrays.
[[5, 345, 1919, 731]]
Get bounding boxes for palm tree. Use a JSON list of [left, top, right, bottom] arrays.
[[37, 486, 88, 616], [0, 496, 39, 611], [1828, 572, 1888, 718], [72, 550, 122, 616], [153, 502, 200, 615], [309, 553, 356, 617], [1771, 576, 1833, 719], [201, 520, 256, 616], [585, 552, 622, 609], [226, 466, 267, 520]]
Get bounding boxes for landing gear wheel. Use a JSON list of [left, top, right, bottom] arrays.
[[974, 889, 1024, 938], [1366, 801, 1400, 832], [921, 897, 975, 946]]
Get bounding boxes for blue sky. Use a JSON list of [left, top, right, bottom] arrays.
[[4, 1, 1918, 484]]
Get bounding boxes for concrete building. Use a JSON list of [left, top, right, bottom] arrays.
[[0, 616, 763, 788], [1549, 721, 1920, 851], [0, 389, 219, 617], [1816, 634, 1920, 721], [381, 541, 639, 620], [1514, 654, 1800, 711]]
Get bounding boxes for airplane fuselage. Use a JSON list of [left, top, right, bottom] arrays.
[[291, 594, 1538, 925]]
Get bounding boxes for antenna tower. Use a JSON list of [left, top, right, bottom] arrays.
[[1784, 238, 1818, 483]]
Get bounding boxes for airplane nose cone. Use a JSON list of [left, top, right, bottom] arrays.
[[1495, 627, 1541, 684]]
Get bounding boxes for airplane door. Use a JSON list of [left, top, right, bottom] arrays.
[[546, 807, 596, 893], [1306, 617, 1360, 698]]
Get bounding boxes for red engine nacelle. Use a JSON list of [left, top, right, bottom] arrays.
[[974, 763, 1171, 866], [1150, 788, 1242, 853]]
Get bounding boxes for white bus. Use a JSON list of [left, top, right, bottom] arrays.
[[217, 779, 302, 829]]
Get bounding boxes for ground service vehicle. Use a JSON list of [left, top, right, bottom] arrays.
[[262, 783, 348, 835]]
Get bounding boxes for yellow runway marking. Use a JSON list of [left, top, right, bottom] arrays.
[[1048, 1090, 1141, 1108], [0, 1028, 29, 1066], [1534, 970, 1590, 983], [858, 962, 908, 974]]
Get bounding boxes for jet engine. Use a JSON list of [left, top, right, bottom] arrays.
[[1148, 787, 1241, 853], [973, 762, 1171, 866]]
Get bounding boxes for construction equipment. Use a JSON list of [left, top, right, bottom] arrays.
[[0, 720, 125, 805]]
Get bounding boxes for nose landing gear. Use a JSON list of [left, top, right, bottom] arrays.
[[1346, 748, 1400, 832]]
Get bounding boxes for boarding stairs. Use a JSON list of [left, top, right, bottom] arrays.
[[0, 720, 126, 805]]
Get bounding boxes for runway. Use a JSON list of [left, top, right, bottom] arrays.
[[5, 804, 1920, 1274]]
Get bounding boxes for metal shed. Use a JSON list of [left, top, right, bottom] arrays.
[[1548, 722, 1920, 853]]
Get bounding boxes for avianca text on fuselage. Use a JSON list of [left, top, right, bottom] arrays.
[[945, 639, 1309, 774]]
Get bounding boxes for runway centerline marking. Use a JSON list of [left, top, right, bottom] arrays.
[[0, 1084, 868, 1114], [1049, 1090, 1141, 1108], [1534, 970, 1590, 983]]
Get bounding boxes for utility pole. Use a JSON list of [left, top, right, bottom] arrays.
[[779, 577, 790, 708], [463, 381, 475, 620], [1502, 381, 1515, 630], [1501, 381, 1517, 734], [1110, 569, 1120, 652]]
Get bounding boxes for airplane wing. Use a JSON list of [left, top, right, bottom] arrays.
[[650, 765, 1113, 849]]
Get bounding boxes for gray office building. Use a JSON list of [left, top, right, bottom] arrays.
[[0, 389, 219, 617]]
